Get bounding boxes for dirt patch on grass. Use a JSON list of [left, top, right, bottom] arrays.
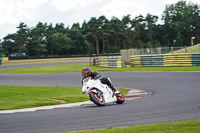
[[44, 98, 67, 103], [49, 99, 66, 103]]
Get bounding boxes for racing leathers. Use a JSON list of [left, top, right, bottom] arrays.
[[82, 71, 118, 92]]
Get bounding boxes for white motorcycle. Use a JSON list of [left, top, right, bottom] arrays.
[[82, 77, 125, 106]]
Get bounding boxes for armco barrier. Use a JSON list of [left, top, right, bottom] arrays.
[[163, 54, 192, 66], [192, 54, 200, 66], [98, 56, 108, 67], [131, 53, 200, 67], [91, 56, 123, 68], [141, 55, 163, 67], [131, 56, 141, 67]]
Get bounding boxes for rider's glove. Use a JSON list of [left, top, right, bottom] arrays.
[[94, 75, 101, 80]]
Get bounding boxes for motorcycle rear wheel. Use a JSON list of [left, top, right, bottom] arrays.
[[116, 91, 125, 104], [89, 89, 105, 106]]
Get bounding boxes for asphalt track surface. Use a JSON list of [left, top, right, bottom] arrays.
[[0, 66, 200, 133]]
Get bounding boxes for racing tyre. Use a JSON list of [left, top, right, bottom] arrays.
[[89, 89, 105, 106], [116, 91, 125, 104]]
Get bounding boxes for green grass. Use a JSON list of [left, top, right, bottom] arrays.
[[0, 63, 200, 74], [0, 63, 88, 74], [0, 85, 128, 110], [64, 120, 200, 133], [2, 57, 89, 65], [0, 86, 88, 110]]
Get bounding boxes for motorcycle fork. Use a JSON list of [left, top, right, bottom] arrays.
[[97, 90, 103, 97]]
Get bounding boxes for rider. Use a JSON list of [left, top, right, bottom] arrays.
[[81, 67, 119, 94]]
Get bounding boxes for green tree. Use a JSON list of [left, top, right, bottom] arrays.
[[68, 28, 90, 54], [132, 15, 147, 48], [110, 16, 125, 50], [145, 13, 158, 45], [2, 22, 29, 56], [86, 17, 102, 54], [46, 23, 56, 55], [55, 23, 66, 34], [15, 22, 29, 53], [2, 0, 200, 56], [71, 23, 81, 29], [162, 0, 200, 46], [50, 32, 72, 55], [27, 22, 48, 56], [122, 14, 133, 49], [97, 16, 109, 53], [0, 39, 5, 56], [2, 34, 17, 56]]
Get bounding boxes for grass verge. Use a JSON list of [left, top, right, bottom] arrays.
[[0, 63, 88, 74], [0, 63, 200, 74], [0, 85, 128, 110], [2, 57, 89, 65], [64, 120, 200, 133]]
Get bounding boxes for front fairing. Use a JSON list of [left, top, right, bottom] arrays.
[[82, 77, 103, 94]]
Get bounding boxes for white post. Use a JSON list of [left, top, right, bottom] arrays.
[[191, 37, 195, 46]]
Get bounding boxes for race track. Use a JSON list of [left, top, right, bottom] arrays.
[[0, 71, 200, 133]]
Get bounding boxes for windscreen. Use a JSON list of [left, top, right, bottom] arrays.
[[83, 77, 90, 83]]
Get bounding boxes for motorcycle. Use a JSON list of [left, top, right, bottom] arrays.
[[82, 77, 125, 106]]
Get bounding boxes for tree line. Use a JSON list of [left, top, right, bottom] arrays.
[[0, 0, 200, 56]]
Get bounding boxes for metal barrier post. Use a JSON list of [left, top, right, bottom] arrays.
[[184, 46, 187, 53], [151, 48, 154, 55], [199, 45, 200, 53], [147, 48, 149, 55], [171, 47, 174, 54]]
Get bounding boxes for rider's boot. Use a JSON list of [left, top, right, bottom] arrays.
[[104, 77, 120, 95], [110, 84, 120, 95]]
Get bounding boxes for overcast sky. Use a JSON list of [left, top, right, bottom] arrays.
[[0, 0, 200, 40]]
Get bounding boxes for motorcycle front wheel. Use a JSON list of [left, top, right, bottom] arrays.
[[89, 89, 105, 106]]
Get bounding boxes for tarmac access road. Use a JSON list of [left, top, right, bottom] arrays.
[[0, 72, 200, 133]]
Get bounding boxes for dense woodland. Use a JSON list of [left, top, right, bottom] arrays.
[[0, 0, 200, 56]]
